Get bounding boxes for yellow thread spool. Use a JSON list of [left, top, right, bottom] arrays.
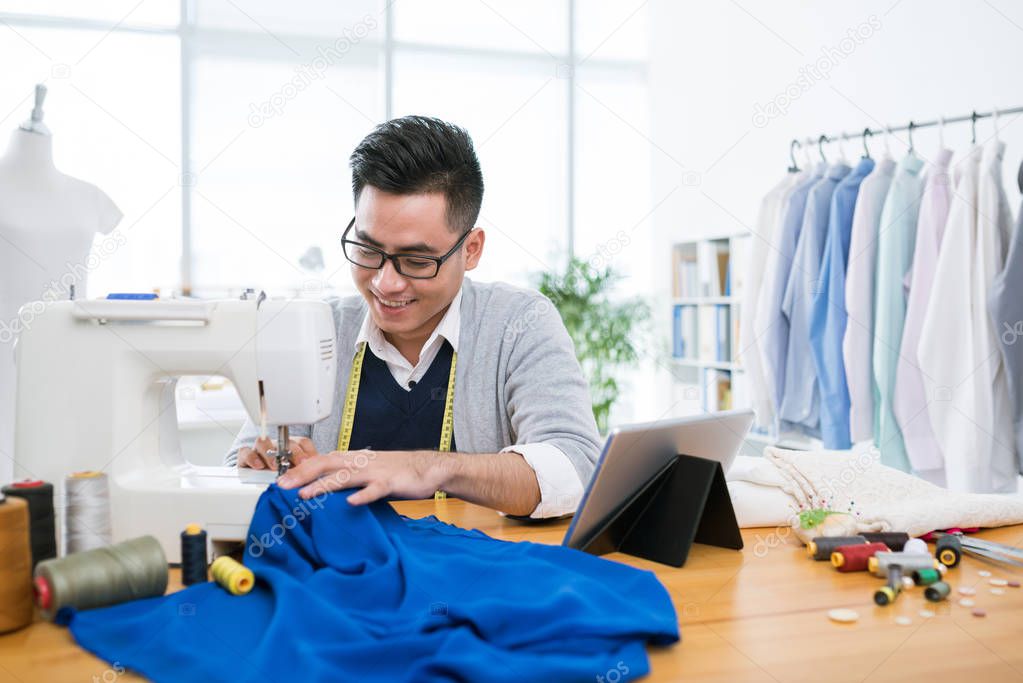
[[210, 556, 254, 596]]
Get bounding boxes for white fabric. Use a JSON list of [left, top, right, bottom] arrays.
[[842, 157, 896, 442], [740, 173, 799, 430], [725, 449, 1023, 535], [918, 142, 1016, 493], [354, 286, 582, 518]]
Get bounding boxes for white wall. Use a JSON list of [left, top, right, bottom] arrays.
[[642, 0, 1023, 420]]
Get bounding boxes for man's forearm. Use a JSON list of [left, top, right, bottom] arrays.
[[438, 451, 541, 517]]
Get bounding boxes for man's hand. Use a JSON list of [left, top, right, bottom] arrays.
[[236, 436, 319, 470], [276, 449, 542, 516], [276, 450, 450, 505]]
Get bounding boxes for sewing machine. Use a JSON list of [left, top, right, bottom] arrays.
[[13, 293, 337, 562]]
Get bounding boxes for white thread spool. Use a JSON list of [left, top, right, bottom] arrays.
[[903, 537, 927, 555], [64, 471, 113, 554]]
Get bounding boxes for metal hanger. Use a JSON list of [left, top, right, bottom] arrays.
[[907, 120, 916, 153], [818, 134, 828, 163], [861, 128, 872, 159], [788, 139, 801, 173], [971, 111, 978, 145]]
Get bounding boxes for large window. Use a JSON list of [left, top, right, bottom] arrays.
[[0, 0, 648, 298]]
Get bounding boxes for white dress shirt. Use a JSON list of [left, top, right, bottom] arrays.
[[842, 157, 896, 442], [355, 287, 584, 517], [918, 142, 1016, 493], [741, 172, 801, 430]]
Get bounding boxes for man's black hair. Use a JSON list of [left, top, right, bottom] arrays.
[[350, 115, 484, 233]]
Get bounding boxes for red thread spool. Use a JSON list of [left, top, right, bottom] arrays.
[[831, 542, 889, 572]]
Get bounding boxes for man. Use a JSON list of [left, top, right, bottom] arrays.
[[226, 115, 601, 518]]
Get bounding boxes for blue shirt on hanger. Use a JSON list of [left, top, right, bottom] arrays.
[[62, 485, 679, 683], [758, 165, 825, 419], [809, 156, 876, 449], [780, 163, 851, 432]]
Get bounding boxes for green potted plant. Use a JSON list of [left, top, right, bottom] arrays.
[[537, 257, 650, 434]]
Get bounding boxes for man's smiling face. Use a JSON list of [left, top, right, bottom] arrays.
[[351, 185, 484, 346]]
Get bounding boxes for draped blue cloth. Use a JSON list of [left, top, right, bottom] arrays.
[[62, 485, 679, 682]]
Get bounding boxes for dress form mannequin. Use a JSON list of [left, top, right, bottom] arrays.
[[0, 85, 122, 480]]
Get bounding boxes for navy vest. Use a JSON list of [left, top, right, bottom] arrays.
[[346, 342, 456, 452]]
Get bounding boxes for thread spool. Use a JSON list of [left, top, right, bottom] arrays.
[[0, 495, 35, 633], [64, 471, 113, 554], [210, 556, 254, 596], [868, 552, 938, 578], [913, 568, 941, 586], [33, 536, 167, 621], [861, 532, 911, 552], [902, 538, 927, 555], [831, 542, 889, 572], [935, 536, 962, 568], [807, 536, 867, 561], [180, 524, 208, 586], [874, 585, 900, 606], [925, 581, 951, 602], [2, 480, 57, 569]]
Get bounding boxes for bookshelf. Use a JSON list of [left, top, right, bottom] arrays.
[[669, 234, 750, 413]]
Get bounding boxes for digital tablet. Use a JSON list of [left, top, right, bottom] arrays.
[[562, 409, 754, 552]]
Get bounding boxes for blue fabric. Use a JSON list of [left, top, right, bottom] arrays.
[[62, 485, 679, 682], [348, 343, 455, 452], [780, 163, 851, 431], [809, 157, 875, 448], [759, 165, 824, 414]]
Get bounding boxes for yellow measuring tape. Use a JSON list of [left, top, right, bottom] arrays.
[[337, 342, 457, 500]]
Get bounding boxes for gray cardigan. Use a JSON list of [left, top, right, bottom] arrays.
[[224, 278, 602, 489]]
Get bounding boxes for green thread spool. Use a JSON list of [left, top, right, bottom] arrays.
[[33, 536, 167, 621], [913, 568, 942, 586]]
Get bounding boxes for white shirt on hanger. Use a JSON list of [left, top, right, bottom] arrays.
[[740, 172, 800, 430], [918, 142, 1016, 493], [842, 157, 896, 443]]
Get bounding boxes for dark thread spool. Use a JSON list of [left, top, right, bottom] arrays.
[[180, 524, 208, 586], [925, 581, 951, 602], [861, 532, 910, 552], [913, 568, 941, 586], [831, 542, 889, 572], [808, 535, 867, 561], [935, 536, 962, 568], [874, 584, 900, 606], [2, 481, 57, 569]]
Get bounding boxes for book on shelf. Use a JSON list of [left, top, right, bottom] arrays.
[[672, 246, 698, 298], [672, 304, 698, 359], [714, 304, 731, 362], [701, 368, 733, 412]]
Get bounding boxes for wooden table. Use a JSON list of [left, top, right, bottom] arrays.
[[1, 498, 1022, 682]]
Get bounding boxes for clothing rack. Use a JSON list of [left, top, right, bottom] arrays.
[[790, 105, 1023, 167]]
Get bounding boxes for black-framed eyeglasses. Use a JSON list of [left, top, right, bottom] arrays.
[[341, 217, 473, 280]]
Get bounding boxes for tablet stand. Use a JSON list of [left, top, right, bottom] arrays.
[[579, 453, 743, 567]]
